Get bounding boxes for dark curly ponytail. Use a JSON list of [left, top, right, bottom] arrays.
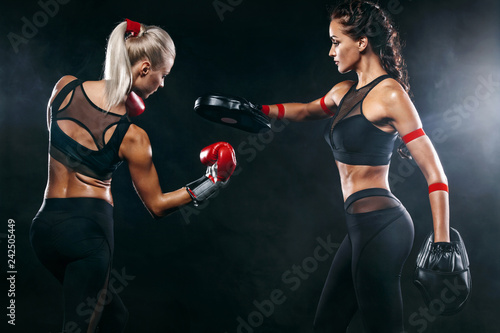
[[330, 0, 410, 93]]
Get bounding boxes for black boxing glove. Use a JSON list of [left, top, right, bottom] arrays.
[[413, 228, 471, 316], [426, 242, 467, 272]]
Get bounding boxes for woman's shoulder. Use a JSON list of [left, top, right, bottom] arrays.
[[119, 124, 152, 160], [54, 75, 79, 89], [375, 77, 408, 101], [333, 80, 356, 91], [122, 124, 150, 145], [366, 77, 410, 109], [48, 75, 79, 106], [366, 77, 416, 120], [330, 80, 356, 106]]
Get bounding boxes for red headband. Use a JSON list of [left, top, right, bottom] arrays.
[[125, 18, 141, 37]]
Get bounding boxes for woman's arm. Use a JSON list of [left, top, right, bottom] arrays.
[[263, 80, 354, 121], [119, 124, 192, 218], [383, 82, 450, 242]]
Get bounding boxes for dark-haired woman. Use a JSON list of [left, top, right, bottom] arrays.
[[254, 1, 450, 332]]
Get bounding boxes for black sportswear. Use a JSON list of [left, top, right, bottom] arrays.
[[49, 79, 131, 180], [314, 188, 414, 333], [30, 198, 128, 333], [324, 75, 397, 166]]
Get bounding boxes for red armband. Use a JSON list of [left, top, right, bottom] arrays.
[[320, 95, 335, 116], [261, 105, 270, 115], [428, 183, 448, 194], [402, 128, 425, 144], [277, 104, 285, 120], [262, 104, 285, 119]]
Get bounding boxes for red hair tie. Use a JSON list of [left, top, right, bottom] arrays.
[[125, 18, 141, 37]]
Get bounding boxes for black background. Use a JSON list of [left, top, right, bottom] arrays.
[[1, 0, 499, 332]]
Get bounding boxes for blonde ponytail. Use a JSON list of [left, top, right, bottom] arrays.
[[103, 20, 176, 109]]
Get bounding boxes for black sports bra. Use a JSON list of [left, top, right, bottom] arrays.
[[324, 75, 397, 166], [49, 79, 131, 180]]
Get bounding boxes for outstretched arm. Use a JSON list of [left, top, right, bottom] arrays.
[[262, 80, 354, 121], [119, 124, 192, 218], [385, 83, 450, 242]]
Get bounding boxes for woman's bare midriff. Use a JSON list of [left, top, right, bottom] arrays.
[[336, 161, 391, 201], [44, 157, 114, 205]]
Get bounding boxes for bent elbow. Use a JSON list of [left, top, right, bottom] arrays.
[[149, 204, 166, 219], [149, 207, 163, 220], [150, 206, 179, 220], [141, 198, 164, 219], [148, 199, 181, 220]]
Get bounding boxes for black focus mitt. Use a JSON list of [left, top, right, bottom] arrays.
[[194, 93, 271, 133], [413, 227, 471, 316]]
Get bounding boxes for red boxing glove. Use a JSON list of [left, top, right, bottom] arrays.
[[125, 91, 145, 117], [200, 142, 237, 182], [186, 142, 237, 206]]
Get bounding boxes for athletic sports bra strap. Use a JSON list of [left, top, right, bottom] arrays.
[[50, 79, 83, 116], [363, 75, 390, 95], [113, 119, 132, 145]]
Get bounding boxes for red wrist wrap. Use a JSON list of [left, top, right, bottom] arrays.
[[261, 105, 270, 115], [429, 183, 448, 194], [277, 104, 285, 120], [320, 96, 335, 116], [402, 128, 425, 144]]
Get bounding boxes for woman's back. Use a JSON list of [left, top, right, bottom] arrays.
[[45, 77, 129, 204]]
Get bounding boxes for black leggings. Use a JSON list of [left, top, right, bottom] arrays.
[[30, 198, 128, 333], [314, 188, 414, 333]]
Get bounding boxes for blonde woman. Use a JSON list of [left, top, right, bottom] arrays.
[[30, 19, 236, 332]]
